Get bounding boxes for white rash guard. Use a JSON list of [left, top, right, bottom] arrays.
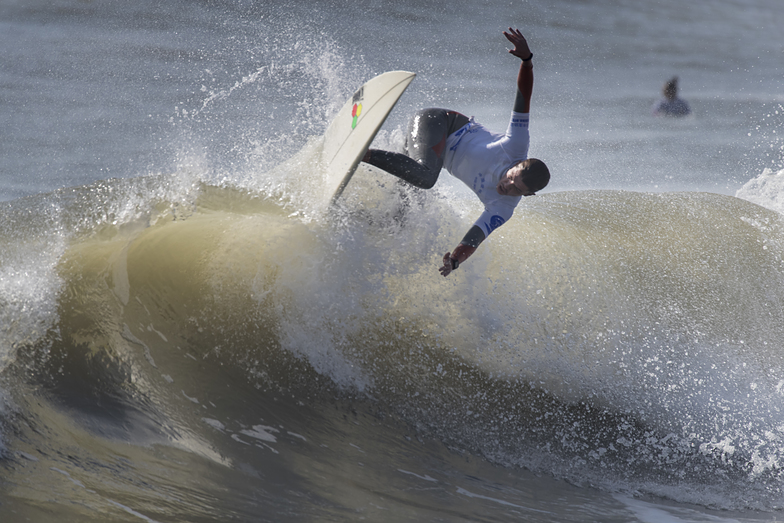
[[443, 111, 530, 237]]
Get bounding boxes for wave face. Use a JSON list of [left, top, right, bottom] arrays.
[[3, 164, 784, 517]]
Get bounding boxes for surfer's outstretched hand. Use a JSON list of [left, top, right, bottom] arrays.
[[439, 252, 454, 277], [503, 27, 532, 60]]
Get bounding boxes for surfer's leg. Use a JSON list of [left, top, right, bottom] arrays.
[[363, 149, 437, 189], [363, 108, 468, 190]]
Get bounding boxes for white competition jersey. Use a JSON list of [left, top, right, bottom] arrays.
[[443, 111, 530, 237]]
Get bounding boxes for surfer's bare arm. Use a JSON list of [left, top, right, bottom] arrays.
[[439, 226, 486, 277], [503, 28, 534, 114]]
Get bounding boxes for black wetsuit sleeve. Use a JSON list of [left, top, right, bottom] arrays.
[[513, 89, 527, 114], [512, 62, 533, 113], [459, 225, 486, 248]]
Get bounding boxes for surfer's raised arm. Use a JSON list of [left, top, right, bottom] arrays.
[[504, 27, 534, 114], [360, 27, 549, 279]]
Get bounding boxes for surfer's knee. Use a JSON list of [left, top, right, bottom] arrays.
[[415, 167, 438, 189]]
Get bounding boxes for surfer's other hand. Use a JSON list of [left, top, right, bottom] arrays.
[[439, 252, 454, 277]]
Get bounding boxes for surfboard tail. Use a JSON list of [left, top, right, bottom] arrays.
[[320, 71, 416, 206]]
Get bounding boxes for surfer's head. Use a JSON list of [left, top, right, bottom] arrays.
[[497, 158, 550, 197]]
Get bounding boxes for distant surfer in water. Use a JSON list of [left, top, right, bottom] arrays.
[[360, 27, 549, 277], [652, 76, 691, 117]]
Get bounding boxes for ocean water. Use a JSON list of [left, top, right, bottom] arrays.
[[3, 0, 784, 521]]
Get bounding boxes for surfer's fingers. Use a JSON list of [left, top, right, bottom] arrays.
[[503, 30, 526, 49]]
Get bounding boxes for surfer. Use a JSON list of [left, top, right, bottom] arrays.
[[361, 27, 549, 277], [652, 76, 691, 117]]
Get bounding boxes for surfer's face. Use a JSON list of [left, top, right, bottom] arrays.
[[497, 160, 536, 197]]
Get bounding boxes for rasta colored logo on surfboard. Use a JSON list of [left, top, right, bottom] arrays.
[[351, 87, 364, 129], [351, 103, 362, 129]]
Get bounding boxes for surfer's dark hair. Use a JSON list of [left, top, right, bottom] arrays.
[[522, 158, 550, 193]]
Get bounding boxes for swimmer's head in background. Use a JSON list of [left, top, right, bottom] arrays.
[[664, 76, 678, 99]]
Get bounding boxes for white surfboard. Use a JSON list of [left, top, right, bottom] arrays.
[[321, 70, 416, 206]]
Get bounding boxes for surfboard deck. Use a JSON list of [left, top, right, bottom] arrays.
[[321, 70, 416, 206]]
